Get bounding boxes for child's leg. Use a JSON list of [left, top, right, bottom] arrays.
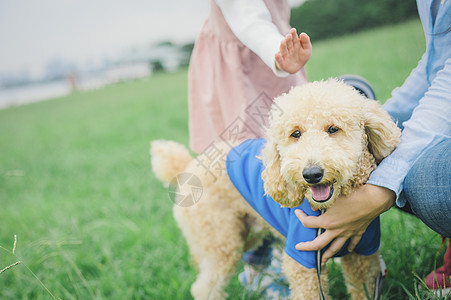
[[239, 237, 290, 299]]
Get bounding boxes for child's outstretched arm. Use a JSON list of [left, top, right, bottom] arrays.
[[216, 0, 310, 77], [275, 28, 312, 74]]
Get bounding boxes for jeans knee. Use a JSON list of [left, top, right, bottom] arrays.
[[403, 139, 451, 237]]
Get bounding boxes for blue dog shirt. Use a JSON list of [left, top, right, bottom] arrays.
[[226, 139, 380, 269]]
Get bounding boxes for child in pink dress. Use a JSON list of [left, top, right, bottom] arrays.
[[187, 0, 312, 297], [188, 0, 311, 153]]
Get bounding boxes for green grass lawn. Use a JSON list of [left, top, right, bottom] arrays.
[[0, 19, 447, 299]]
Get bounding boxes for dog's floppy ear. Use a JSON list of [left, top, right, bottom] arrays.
[[261, 138, 289, 206], [362, 99, 401, 163], [261, 138, 304, 208]]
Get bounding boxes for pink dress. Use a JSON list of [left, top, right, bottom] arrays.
[[188, 0, 307, 153]]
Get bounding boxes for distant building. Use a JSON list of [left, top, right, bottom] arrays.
[[107, 62, 152, 83], [116, 42, 191, 73]]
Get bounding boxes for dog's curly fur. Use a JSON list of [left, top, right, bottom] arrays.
[[150, 79, 401, 299]]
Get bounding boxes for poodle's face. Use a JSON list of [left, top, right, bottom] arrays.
[[261, 79, 400, 210]]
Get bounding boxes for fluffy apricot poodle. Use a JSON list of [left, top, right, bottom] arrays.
[[151, 79, 401, 300]]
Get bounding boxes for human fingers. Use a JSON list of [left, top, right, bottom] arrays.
[[321, 237, 348, 266], [295, 209, 323, 228], [279, 39, 288, 57], [285, 33, 293, 51], [295, 230, 334, 251], [275, 53, 283, 70], [299, 32, 312, 50], [290, 28, 300, 45]]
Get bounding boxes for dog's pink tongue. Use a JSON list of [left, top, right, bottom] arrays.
[[310, 185, 331, 201]]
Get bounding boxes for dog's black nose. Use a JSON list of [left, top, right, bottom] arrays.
[[303, 166, 324, 184]]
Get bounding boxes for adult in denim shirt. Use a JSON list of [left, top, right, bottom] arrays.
[[296, 0, 450, 291]]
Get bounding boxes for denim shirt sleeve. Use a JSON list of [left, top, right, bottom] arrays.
[[368, 59, 451, 206], [368, 0, 451, 206], [382, 53, 430, 130]]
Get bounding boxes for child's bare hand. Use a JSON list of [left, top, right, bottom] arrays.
[[275, 28, 312, 74]]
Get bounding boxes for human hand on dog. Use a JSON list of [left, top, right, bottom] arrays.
[[294, 184, 395, 266]]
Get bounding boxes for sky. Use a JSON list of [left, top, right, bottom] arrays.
[[0, 0, 209, 77]]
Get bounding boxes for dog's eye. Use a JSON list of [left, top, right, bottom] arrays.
[[291, 130, 301, 139], [327, 126, 340, 134]]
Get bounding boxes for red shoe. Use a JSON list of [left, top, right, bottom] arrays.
[[425, 238, 451, 296]]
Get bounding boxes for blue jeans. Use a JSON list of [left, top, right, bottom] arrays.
[[402, 138, 451, 237]]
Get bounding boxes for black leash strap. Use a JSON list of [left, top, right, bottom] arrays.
[[316, 209, 326, 300], [315, 209, 387, 300]]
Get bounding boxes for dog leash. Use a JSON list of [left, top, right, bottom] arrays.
[[315, 209, 387, 300], [316, 209, 327, 300], [373, 255, 387, 300]]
